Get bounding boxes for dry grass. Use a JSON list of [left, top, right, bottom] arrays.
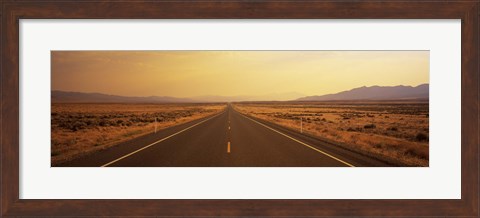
[[51, 103, 226, 166], [233, 101, 429, 166]]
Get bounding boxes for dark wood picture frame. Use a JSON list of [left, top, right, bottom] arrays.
[[1, 1, 479, 217]]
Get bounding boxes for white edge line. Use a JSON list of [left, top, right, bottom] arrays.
[[238, 112, 355, 167], [101, 111, 224, 167]]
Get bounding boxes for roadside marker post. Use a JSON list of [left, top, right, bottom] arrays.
[[301, 117, 303, 133], [155, 117, 157, 133]]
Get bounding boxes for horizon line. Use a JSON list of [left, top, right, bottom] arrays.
[[52, 83, 429, 99]]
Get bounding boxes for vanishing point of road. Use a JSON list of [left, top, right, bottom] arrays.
[[62, 104, 391, 167]]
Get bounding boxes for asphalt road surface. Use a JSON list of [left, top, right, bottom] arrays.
[[61, 104, 392, 167]]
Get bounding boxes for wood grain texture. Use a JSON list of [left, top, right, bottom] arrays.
[[1, 0, 479, 217]]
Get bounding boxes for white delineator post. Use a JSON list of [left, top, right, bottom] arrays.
[[300, 117, 303, 133], [155, 117, 157, 133]]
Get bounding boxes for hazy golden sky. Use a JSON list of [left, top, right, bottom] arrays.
[[52, 51, 429, 98]]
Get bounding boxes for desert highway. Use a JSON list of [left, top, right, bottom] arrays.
[[62, 104, 392, 167]]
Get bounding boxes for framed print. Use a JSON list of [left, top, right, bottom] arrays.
[[1, 1, 479, 217]]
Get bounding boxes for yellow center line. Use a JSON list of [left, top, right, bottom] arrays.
[[101, 111, 224, 167], [239, 113, 355, 167], [227, 142, 231, 153]]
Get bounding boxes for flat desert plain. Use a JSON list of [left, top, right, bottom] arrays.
[[51, 103, 226, 166], [234, 101, 429, 166]]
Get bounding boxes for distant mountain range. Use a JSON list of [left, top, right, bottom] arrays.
[[52, 84, 428, 103], [295, 84, 429, 101], [51, 91, 195, 103], [51, 91, 305, 103]]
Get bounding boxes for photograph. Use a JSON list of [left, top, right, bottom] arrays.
[[51, 51, 429, 167]]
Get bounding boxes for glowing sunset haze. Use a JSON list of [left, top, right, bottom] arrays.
[[52, 51, 429, 99]]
